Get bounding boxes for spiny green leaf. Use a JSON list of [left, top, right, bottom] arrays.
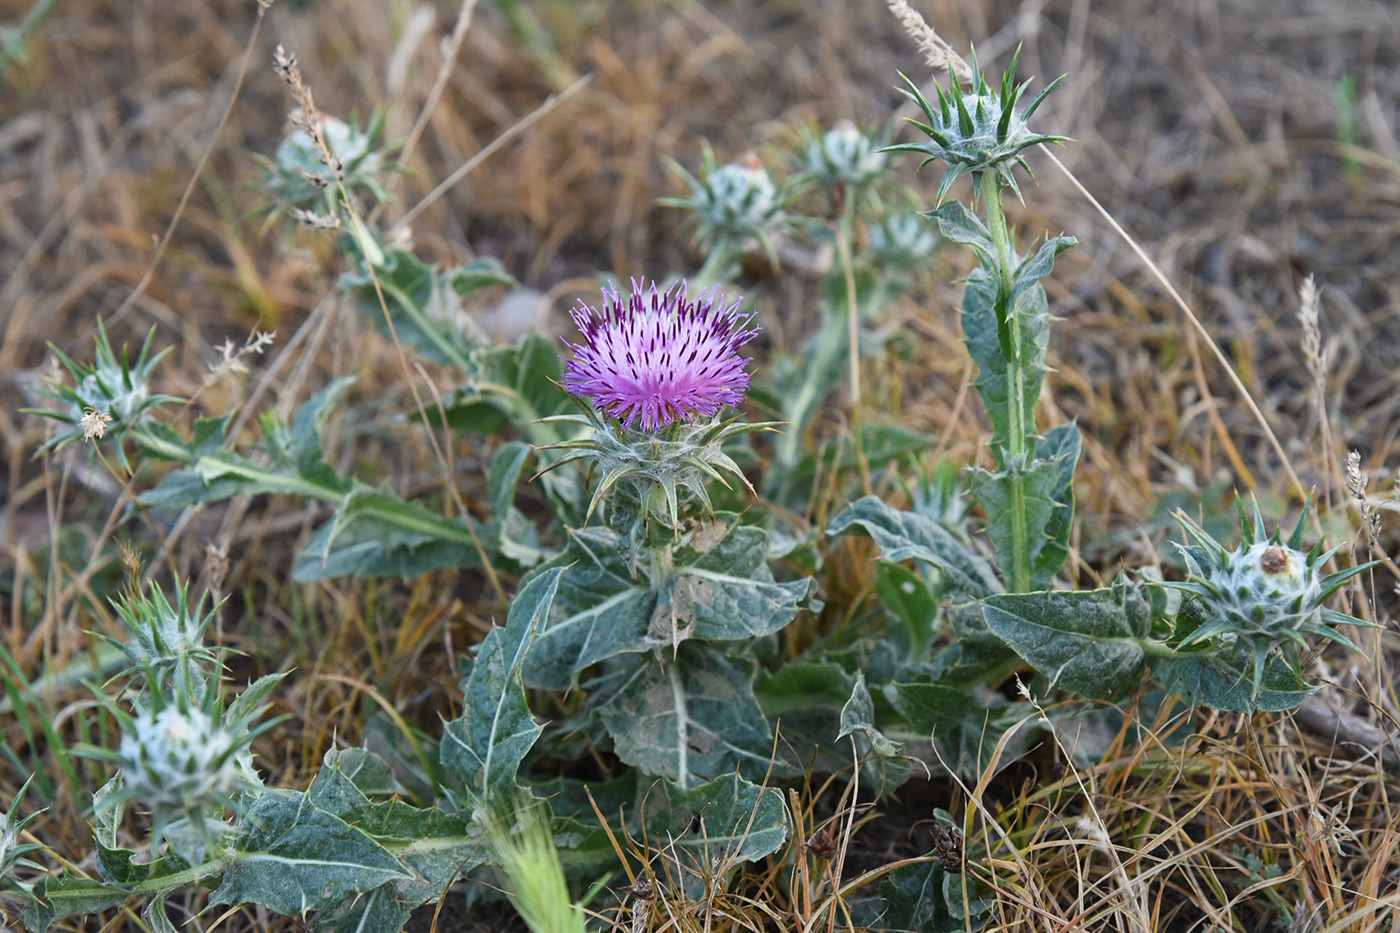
[[597, 642, 783, 788], [981, 579, 1154, 699], [210, 792, 410, 917], [440, 566, 564, 801], [1153, 648, 1314, 713], [828, 496, 1002, 599]]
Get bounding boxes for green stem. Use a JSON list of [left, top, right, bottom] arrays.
[[982, 179, 1033, 593], [694, 237, 735, 290]]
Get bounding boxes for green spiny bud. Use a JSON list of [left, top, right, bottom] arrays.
[[1166, 495, 1379, 699], [884, 46, 1065, 203]]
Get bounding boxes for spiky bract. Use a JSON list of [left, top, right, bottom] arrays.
[[1167, 496, 1378, 698], [884, 47, 1065, 203]]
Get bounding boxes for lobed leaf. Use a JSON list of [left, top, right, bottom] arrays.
[[981, 579, 1153, 699]]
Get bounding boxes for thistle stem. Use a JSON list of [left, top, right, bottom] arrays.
[[982, 178, 1034, 593]]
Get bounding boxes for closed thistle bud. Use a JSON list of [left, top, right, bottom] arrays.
[[867, 212, 940, 274], [1166, 496, 1378, 698], [660, 143, 791, 271], [87, 680, 278, 863], [108, 577, 220, 690], [800, 120, 890, 192], [884, 46, 1065, 203]]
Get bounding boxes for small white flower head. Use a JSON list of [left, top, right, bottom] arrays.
[[118, 706, 241, 812], [1014, 673, 1032, 701], [30, 320, 178, 470], [80, 407, 112, 441]]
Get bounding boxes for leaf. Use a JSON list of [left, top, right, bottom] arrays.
[[306, 751, 483, 932], [828, 496, 1002, 599], [598, 642, 782, 788], [210, 792, 410, 917], [891, 679, 1029, 779], [638, 772, 789, 865], [1033, 423, 1081, 585], [878, 860, 962, 933], [520, 528, 654, 691], [1153, 649, 1314, 713], [23, 875, 132, 933], [292, 483, 489, 582], [922, 201, 995, 257], [875, 562, 940, 658], [838, 671, 914, 793], [966, 459, 1059, 590], [981, 579, 1154, 699], [961, 264, 1049, 465], [664, 517, 818, 642], [754, 660, 859, 775], [139, 378, 356, 509], [342, 248, 513, 372], [440, 566, 564, 801]]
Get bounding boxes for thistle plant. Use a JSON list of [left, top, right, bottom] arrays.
[[542, 278, 775, 568], [104, 577, 221, 691], [1166, 497, 1376, 697], [0, 780, 42, 897], [886, 47, 1065, 204]]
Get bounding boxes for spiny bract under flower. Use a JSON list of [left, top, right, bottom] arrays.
[[1167, 496, 1378, 698], [563, 279, 758, 431]]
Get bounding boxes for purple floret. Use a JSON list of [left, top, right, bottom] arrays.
[[563, 279, 758, 431]]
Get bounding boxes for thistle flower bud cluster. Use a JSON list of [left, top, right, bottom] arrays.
[[867, 212, 940, 274], [884, 47, 1065, 203], [543, 279, 774, 562], [108, 577, 221, 690], [29, 321, 178, 468], [1167, 497, 1378, 697], [102, 696, 263, 862], [661, 143, 791, 271], [798, 120, 890, 193]]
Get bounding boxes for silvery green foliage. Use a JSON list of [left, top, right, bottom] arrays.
[[884, 47, 1065, 203]]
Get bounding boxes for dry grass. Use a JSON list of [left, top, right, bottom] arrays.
[[2, 0, 1400, 930]]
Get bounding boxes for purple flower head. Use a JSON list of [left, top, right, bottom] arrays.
[[563, 279, 759, 431]]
